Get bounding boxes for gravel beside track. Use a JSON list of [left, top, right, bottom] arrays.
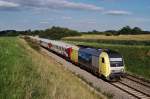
[[41, 48, 137, 99]]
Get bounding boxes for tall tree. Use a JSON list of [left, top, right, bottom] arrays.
[[118, 26, 132, 34], [132, 27, 142, 34]]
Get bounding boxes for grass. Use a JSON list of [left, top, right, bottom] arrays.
[[63, 34, 150, 46], [76, 74, 113, 99], [0, 37, 105, 99], [64, 41, 150, 80], [64, 34, 150, 41]]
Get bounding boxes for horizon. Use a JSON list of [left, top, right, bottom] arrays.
[[0, 25, 149, 33], [0, 0, 150, 31]]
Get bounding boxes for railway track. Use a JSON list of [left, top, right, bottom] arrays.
[[111, 74, 150, 99], [126, 74, 150, 88]]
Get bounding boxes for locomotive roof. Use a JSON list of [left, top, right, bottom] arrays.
[[105, 49, 122, 58], [79, 47, 102, 56]]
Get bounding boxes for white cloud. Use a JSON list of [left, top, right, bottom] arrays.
[[105, 10, 131, 15], [62, 16, 72, 20], [0, 0, 19, 8], [87, 21, 97, 24], [47, 0, 103, 11], [129, 17, 150, 23], [4, 0, 103, 11], [40, 21, 49, 24], [0, 0, 132, 17]]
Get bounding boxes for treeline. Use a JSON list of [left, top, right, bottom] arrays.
[[85, 26, 150, 35], [0, 26, 150, 39], [0, 26, 81, 39], [0, 30, 19, 36], [38, 26, 81, 39]]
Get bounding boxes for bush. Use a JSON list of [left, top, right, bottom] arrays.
[[105, 33, 112, 36]]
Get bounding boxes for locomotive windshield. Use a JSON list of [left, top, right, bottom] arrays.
[[105, 49, 124, 67], [110, 58, 124, 67]]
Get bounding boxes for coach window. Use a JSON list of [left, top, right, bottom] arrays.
[[102, 58, 105, 63]]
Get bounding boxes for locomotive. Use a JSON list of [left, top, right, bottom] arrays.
[[29, 36, 125, 81]]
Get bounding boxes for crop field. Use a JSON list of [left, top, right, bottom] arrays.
[[64, 34, 150, 41], [0, 37, 103, 99], [63, 34, 150, 46], [65, 41, 150, 80]]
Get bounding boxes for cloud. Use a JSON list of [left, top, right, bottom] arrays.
[[47, 0, 103, 11], [129, 17, 150, 23], [40, 21, 49, 24], [61, 16, 72, 20], [105, 10, 131, 15], [0, 0, 132, 17], [0, 0, 19, 10], [4, 0, 103, 11]]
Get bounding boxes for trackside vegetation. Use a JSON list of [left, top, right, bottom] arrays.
[[64, 41, 150, 79], [0, 37, 104, 99]]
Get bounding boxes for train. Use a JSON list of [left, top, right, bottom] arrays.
[[28, 36, 126, 81]]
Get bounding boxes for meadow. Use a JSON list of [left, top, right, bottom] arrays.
[[65, 41, 150, 80], [63, 34, 150, 46], [0, 37, 103, 99], [64, 34, 150, 41]]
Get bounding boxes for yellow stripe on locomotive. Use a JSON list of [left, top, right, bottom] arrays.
[[99, 52, 111, 78]]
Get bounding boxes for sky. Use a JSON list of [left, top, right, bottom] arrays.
[[0, 0, 150, 32]]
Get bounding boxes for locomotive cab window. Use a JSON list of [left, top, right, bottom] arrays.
[[102, 58, 105, 63]]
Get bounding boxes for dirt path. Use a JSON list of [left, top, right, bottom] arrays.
[[41, 48, 137, 99]]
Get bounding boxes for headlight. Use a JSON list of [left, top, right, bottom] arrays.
[[121, 68, 125, 72], [111, 68, 124, 73]]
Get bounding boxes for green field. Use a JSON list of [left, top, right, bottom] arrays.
[[63, 34, 150, 46], [65, 41, 150, 80], [64, 34, 150, 41], [0, 37, 104, 99]]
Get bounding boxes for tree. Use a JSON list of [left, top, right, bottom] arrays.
[[118, 26, 132, 34], [39, 26, 81, 39], [132, 27, 142, 34], [105, 30, 119, 35]]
